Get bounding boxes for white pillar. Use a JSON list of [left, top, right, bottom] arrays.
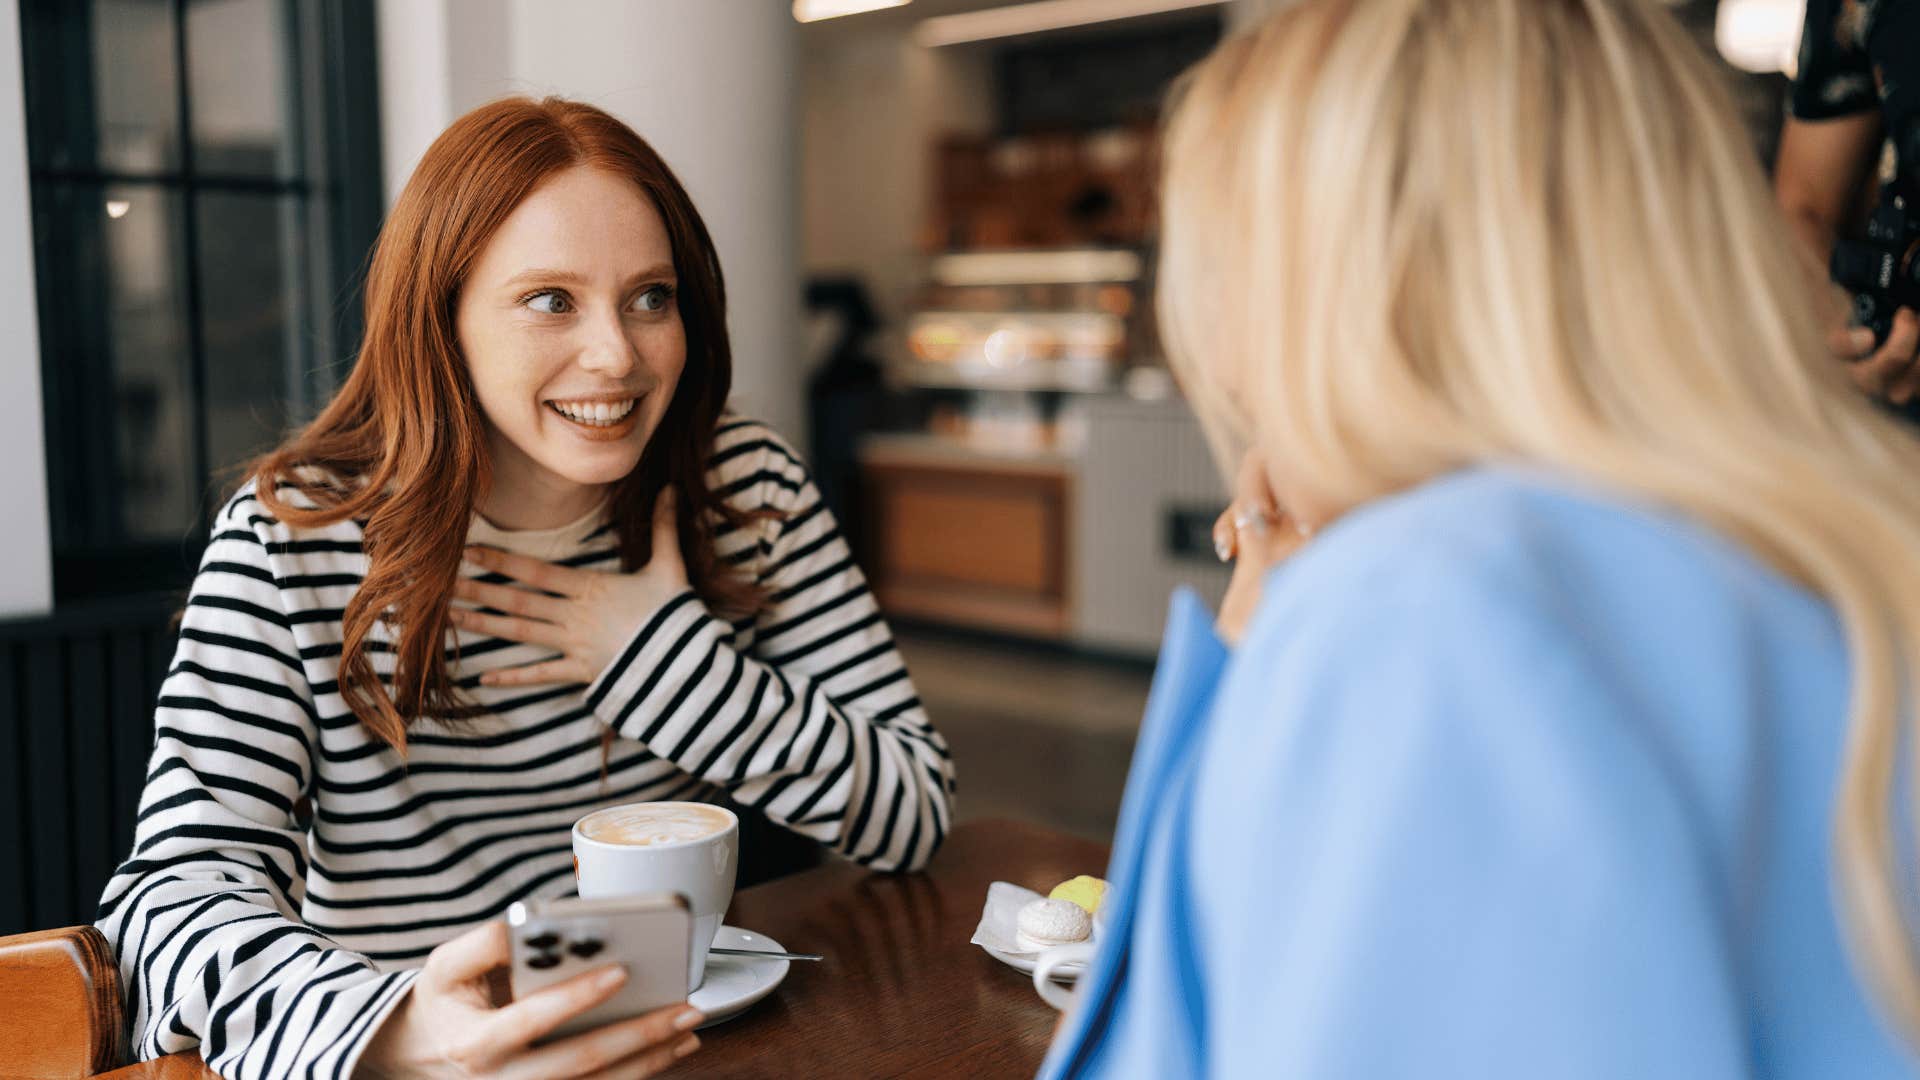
[[374, 0, 455, 209], [375, 0, 805, 443], [0, 0, 52, 617]]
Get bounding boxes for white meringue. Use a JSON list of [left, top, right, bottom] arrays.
[[1016, 897, 1092, 951]]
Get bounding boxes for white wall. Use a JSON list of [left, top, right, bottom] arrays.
[[374, 0, 453, 208], [0, 0, 51, 617], [375, 0, 805, 441], [800, 25, 992, 328]]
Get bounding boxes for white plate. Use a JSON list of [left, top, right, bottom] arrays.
[[983, 944, 1083, 982], [689, 925, 790, 1028]]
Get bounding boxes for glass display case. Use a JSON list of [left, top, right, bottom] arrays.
[[887, 245, 1160, 456]]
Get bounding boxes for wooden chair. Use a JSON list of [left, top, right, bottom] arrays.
[[0, 925, 124, 1079]]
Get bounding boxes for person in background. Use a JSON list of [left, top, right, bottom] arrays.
[[1044, 0, 1920, 1075], [803, 276, 887, 533], [1774, 0, 1920, 406], [95, 97, 954, 1080]]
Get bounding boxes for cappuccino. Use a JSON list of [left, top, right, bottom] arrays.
[[579, 803, 731, 847], [573, 800, 740, 989]]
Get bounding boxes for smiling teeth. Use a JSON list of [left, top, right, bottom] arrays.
[[550, 399, 636, 426]]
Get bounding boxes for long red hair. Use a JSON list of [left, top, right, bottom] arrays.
[[252, 97, 755, 753]]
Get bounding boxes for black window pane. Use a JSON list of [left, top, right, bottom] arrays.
[[22, 0, 182, 175], [91, 0, 181, 173], [196, 191, 307, 477], [103, 184, 198, 540], [187, 0, 300, 179], [22, 0, 383, 602], [36, 182, 197, 546]]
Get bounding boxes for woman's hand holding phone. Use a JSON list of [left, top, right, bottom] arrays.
[[355, 920, 703, 1079]]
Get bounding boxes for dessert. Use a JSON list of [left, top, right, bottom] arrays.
[[1048, 875, 1108, 915], [1017, 897, 1092, 951]]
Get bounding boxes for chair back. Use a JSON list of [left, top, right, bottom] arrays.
[[0, 925, 124, 1079]]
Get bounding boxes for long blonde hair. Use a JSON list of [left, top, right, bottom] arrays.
[[1161, 0, 1920, 1037]]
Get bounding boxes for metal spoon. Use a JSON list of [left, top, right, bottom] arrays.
[[708, 946, 823, 962]]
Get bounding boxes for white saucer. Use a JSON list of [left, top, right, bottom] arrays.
[[983, 944, 1083, 982], [689, 925, 790, 1028]]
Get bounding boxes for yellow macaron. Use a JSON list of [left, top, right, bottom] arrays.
[[1048, 875, 1108, 915]]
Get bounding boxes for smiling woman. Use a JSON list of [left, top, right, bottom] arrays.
[[457, 167, 687, 518], [90, 97, 955, 1080]]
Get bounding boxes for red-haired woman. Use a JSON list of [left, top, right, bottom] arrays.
[[93, 98, 954, 1079]]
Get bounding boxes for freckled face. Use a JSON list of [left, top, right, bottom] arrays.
[[455, 165, 686, 500]]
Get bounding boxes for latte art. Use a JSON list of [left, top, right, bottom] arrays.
[[573, 800, 740, 989], [579, 804, 731, 847]]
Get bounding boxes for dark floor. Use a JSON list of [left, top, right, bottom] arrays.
[[895, 628, 1155, 844]]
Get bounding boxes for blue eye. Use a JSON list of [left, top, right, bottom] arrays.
[[524, 291, 571, 315], [633, 284, 676, 313]]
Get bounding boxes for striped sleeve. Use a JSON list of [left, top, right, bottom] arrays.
[[93, 486, 418, 1079], [585, 422, 956, 871]]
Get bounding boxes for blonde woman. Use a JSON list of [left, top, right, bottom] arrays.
[[1042, 0, 1920, 1076]]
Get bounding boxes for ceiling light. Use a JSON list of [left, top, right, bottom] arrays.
[[916, 0, 1225, 47], [105, 199, 130, 219], [794, 0, 911, 23]]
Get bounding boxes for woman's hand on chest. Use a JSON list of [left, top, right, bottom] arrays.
[[450, 489, 689, 687]]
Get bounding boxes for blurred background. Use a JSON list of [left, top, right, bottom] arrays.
[[0, 0, 1807, 936]]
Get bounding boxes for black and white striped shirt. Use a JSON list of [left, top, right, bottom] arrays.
[[95, 418, 955, 1078]]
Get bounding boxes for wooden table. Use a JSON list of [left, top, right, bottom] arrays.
[[102, 818, 1108, 1079]]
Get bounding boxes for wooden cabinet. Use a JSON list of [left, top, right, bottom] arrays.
[[860, 442, 1072, 638]]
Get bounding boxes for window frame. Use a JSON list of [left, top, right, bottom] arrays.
[[19, 0, 383, 603]]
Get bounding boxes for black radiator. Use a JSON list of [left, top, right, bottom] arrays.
[[0, 594, 178, 936]]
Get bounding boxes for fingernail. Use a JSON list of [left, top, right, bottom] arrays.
[[595, 965, 628, 991], [1854, 329, 1878, 351], [674, 1008, 704, 1031], [1213, 533, 1233, 563], [674, 1034, 700, 1059]]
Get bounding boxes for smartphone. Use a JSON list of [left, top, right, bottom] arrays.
[[506, 892, 692, 1042]]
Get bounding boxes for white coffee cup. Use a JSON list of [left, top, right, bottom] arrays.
[[1031, 904, 1108, 1010], [1032, 941, 1098, 1010], [573, 801, 739, 989]]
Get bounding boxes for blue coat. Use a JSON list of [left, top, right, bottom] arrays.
[[1040, 468, 1918, 1078]]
